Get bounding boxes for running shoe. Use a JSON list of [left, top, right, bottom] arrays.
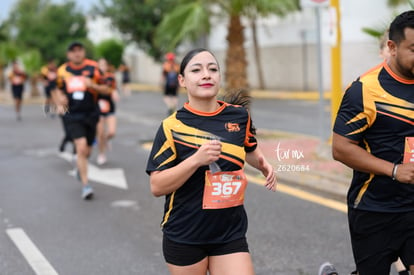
[[318, 262, 338, 275], [75, 169, 81, 182], [96, 154, 107, 165], [82, 185, 94, 200]]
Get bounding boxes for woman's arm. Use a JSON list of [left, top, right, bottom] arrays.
[[150, 140, 221, 197], [246, 147, 277, 191]]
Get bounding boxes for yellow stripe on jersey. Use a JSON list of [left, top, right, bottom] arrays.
[[153, 118, 178, 169], [353, 139, 373, 208], [162, 115, 246, 167], [161, 191, 175, 227]]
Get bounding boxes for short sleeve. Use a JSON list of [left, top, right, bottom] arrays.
[[56, 64, 67, 90], [244, 112, 257, 153], [146, 122, 177, 174], [333, 80, 376, 141]]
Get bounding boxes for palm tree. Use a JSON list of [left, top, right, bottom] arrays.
[[387, 0, 413, 6], [362, 0, 414, 40], [155, 0, 299, 92]]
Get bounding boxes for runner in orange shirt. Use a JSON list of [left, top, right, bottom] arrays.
[[52, 41, 111, 200], [8, 61, 27, 121], [161, 52, 180, 115]]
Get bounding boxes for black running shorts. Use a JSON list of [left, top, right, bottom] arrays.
[[348, 208, 414, 275], [64, 116, 99, 146], [164, 86, 178, 96], [162, 235, 250, 266], [11, 85, 24, 99]]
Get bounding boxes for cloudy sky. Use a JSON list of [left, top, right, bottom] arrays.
[[1, 0, 98, 22]]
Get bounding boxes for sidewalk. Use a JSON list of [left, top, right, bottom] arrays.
[[0, 84, 351, 202], [251, 129, 351, 202]]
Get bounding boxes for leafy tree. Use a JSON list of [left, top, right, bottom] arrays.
[[96, 0, 176, 61], [95, 39, 125, 67], [0, 42, 20, 90], [7, 0, 91, 64], [155, 0, 299, 91], [3, 0, 93, 96], [20, 49, 43, 96], [362, 0, 414, 40]]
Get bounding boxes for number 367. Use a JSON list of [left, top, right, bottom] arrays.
[[211, 182, 242, 196]]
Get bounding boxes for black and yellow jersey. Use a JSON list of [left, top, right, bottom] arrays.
[[334, 61, 414, 212], [97, 71, 116, 101], [146, 101, 257, 244], [8, 69, 27, 86], [40, 65, 57, 89], [56, 59, 101, 118]]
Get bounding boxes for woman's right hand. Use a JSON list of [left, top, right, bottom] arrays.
[[192, 139, 222, 166]]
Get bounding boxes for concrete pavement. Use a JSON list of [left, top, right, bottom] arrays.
[[0, 84, 351, 203]]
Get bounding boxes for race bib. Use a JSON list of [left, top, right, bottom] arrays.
[[66, 76, 87, 94], [98, 99, 110, 113], [403, 137, 414, 163], [72, 91, 85, 100], [47, 71, 57, 81], [203, 169, 248, 209]]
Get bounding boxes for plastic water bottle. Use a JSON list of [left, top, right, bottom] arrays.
[[209, 161, 221, 174], [208, 135, 221, 173]]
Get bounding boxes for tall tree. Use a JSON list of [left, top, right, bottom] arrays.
[[0, 41, 20, 91], [20, 49, 42, 96], [95, 39, 125, 67], [96, 0, 176, 61], [362, 0, 414, 39], [155, 0, 299, 91], [7, 0, 91, 64], [3, 0, 92, 96]]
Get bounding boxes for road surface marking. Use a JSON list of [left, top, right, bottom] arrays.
[[246, 175, 347, 213], [59, 152, 128, 189], [6, 228, 59, 275], [24, 149, 129, 189]]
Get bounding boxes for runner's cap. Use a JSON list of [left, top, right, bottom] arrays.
[[67, 41, 84, 51], [165, 52, 175, 60]]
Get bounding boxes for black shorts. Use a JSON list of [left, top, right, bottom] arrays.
[[348, 208, 414, 275], [44, 86, 52, 98], [11, 85, 24, 99], [162, 235, 249, 266], [98, 99, 116, 117], [64, 116, 99, 146], [164, 86, 178, 96]]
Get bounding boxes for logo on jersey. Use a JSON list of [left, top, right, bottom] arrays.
[[225, 122, 240, 132]]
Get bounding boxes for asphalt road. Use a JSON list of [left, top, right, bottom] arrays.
[[0, 91, 356, 275]]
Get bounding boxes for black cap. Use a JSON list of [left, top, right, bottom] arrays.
[[67, 41, 84, 51]]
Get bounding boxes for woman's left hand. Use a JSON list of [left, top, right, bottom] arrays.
[[257, 156, 277, 192]]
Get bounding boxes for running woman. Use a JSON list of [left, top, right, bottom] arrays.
[[8, 61, 27, 121], [146, 48, 276, 275], [96, 58, 118, 165], [52, 41, 110, 200]]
